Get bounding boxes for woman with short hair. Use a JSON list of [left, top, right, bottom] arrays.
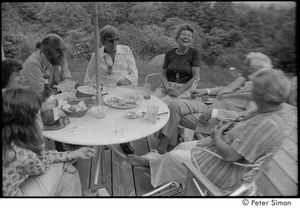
[[154, 23, 200, 105], [84, 25, 138, 155], [84, 25, 138, 87]]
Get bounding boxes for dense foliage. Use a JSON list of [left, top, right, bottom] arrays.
[[1, 2, 296, 73]]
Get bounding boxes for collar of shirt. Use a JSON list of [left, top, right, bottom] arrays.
[[239, 81, 253, 91], [99, 45, 126, 58]]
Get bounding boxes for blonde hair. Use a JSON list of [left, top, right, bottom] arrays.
[[246, 52, 273, 70], [250, 69, 291, 104]]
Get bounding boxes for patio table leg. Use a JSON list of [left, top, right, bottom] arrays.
[[94, 146, 107, 185], [100, 146, 107, 184]]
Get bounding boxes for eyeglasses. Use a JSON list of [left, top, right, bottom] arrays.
[[240, 63, 252, 71], [106, 37, 119, 43], [46, 46, 67, 54]]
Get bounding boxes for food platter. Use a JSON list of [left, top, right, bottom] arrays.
[[104, 94, 142, 109]]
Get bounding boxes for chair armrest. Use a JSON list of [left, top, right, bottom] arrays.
[[229, 183, 256, 196], [182, 161, 226, 196], [142, 181, 183, 196]]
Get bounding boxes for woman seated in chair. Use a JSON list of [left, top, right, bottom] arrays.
[[128, 69, 295, 191], [84, 25, 138, 155], [153, 23, 200, 105], [2, 88, 96, 196]]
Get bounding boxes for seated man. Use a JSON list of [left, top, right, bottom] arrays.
[[19, 33, 74, 97], [128, 69, 295, 191], [156, 52, 273, 154]]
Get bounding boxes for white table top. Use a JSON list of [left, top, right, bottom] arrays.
[[42, 87, 169, 146]]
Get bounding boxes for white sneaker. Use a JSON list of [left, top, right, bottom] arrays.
[[141, 149, 161, 160]]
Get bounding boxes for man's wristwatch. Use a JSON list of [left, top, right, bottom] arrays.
[[51, 88, 61, 94]]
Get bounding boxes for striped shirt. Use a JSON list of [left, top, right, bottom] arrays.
[[2, 144, 72, 196], [192, 106, 294, 191]]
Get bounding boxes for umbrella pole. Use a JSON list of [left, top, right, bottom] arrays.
[[94, 2, 101, 105]]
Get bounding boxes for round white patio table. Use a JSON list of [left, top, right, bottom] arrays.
[[42, 86, 169, 188]]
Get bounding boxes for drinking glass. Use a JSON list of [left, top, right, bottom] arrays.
[[108, 78, 117, 90], [147, 105, 159, 124], [66, 79, 76, 93], [115, 118, 128, 137], [135, 84, 145, 97], [144, 83, 151, 99]]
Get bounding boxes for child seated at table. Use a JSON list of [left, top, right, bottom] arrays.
[[2, 88, 96, 196]]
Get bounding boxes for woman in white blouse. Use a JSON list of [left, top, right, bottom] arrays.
[[84, 25, 138, 155], [84, 25, 138, 87]]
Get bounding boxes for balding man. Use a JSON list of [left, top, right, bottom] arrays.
[[20, 34, 74, 97], [156, 52, 274, 154]]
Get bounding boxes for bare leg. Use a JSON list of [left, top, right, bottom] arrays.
[[127, 154, 150, 166], [156, 134, 170, 154]]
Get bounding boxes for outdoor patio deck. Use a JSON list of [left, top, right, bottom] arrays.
[[74, 134, 161, 196], [73, 126, 298, 197]]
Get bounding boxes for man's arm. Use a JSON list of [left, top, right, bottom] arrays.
[[211, 124, 243, 162], [22, 62, 44, 97], [212, 101, 257, 121], [53, 62, 74, 92]]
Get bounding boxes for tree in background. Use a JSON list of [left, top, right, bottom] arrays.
[[37, 2, 93, 38], [1, 2, 296, 75]]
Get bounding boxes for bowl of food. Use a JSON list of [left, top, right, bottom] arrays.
[[61, 101, 89, 117], [90, 105, 109, 119]]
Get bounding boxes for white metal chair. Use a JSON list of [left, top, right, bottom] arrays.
[[142, 147, 277, 196], [183, 147, 277, 196]]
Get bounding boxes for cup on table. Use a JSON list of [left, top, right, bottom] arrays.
[[65, 79, 76, 93], [135, 84, 145, 97], [108, 78, 117, 90], [115, 118, 128, 137], [144, 83, 151, 99], [147, 105, 159, 124], [90, 105, 109, 119]]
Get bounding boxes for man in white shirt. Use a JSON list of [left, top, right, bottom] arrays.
[[20, 34, 74, 97]]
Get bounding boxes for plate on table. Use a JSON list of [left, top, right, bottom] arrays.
[[42, 116, 70, 131], [76, 85, 108, 98], [104, 94, 142, 109]]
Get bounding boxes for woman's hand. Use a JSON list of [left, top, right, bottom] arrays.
[[168, 86, 182, 97], [70, 147, 96, 160], [117, 77, 132, 86], [190, 89, 207, 98]]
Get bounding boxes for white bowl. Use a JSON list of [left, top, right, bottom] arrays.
[[90, 106, 109, 119]]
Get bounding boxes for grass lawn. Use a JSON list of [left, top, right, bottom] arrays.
[[67, 57, 236, 88]]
